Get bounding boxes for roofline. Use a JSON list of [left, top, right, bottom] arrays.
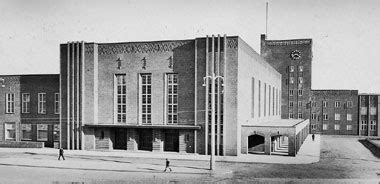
[[358, 93, 380, 96], [312, 89, 359, 91], [0, 74, 59, 77], [61, 35, 239, 45]]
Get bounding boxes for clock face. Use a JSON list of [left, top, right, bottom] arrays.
[[290, 50, 301, 60]]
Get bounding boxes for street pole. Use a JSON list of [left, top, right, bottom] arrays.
[[210, 73, 216, 170]]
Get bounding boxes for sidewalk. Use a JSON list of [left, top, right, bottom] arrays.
[[0, 134, 320, 164]]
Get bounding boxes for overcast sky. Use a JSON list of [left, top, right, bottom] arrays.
[[0, 0, 379, 93]]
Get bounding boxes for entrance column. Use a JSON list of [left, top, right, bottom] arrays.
[[127, 129, 138, 151], [264, 135, 271, 155], [152, 129, 163, 152]]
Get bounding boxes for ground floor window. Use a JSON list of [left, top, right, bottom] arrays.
[[361, 121, 367, 130], [22, 124, 32, 140], [334, 124, 340, 130], [323, 124, 328, 130], [370, 121, 376, 131], [37, 124, 48, 141], [346, 125, 352, 131], [5, 123, 16, 140]]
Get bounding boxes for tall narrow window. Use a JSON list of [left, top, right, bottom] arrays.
[[251, 77, 254, 118], [361, 121, 367, 130], [289, 77, 294, 84], [323, 113, 328, 120], [268, 85, 271, 116], [346, 101, 353, 108], [323, 124, 328, 130], [298, 77, 303, 84], [5, 93, 14, 114], [335, 101, 341, 108], [38, 93, 46, 114], [323, 101, 328, 107], [370, 121, 376, 131], [22, 93, 30, 113], [298, 89, 303, 96], [289, 89, 294, 96], [141, 74, 152, 124], [272, 86, 275, 116], [258, 80, 261, 117], [167, 74, 178, 124], [299, 66, 303, 72], [54, 93, 60, 114], [116, 75, 127, 123], [54, 124, 60, 142], [289, 66, 294, 72], [347, 114, 352, 121], [264, 83, 266, 116]]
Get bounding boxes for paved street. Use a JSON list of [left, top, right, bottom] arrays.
[[0, 135, 379, 183]]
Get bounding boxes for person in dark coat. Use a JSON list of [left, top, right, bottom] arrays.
[[164, 158, 172, 172], [312, 134, 315, 141], [58, 148, 65, 160]]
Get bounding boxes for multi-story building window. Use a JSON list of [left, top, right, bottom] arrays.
[[298, 77, 303, 84], [298, 113, 303, 119], [370, 107, 377, 115], [289, 101, 294, 108], [323, 101, 328, 107], [298, 101, 302, 107], [312, 101, 317, 107], [21, 124, 32, 140], [289, 89, 294, 96], [360, 107, 367, 115], [289, 77, 294, 84], [116, 74, 127, 123], [346, 101, 353, 108], [37, 124, 48, 141], [361, 120, 368, 130], [22, 93, 30, 113], [5, 93, 15, 114], [167, 74, 178, 124], [334, 101, 341, 108], [311, 124, 316, 130], [298, 89, 303, 96], [140, 74, 152, 124], [346, 125, 352, 131], [299, 66, 303, 72], [251, 77, 254, 118], [289, 113, 294, 119], [54, 93, 60, 114], [289, 65, 294, 72], [334, 124, 340, 130], [323, 124, 328, 130], [258, 80, 261, 117], [347, 114, 352, 121], [323, 113, 328, 120], [38, 93, 46, 114], [264, 83, 267, 116], [335, 113, 340, 121], [370, 121, 377, 131], [4, 123, 16, 140], [311, 113, 317, 120]]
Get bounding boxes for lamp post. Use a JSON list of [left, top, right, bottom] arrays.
[[203, 73, 224, 170]]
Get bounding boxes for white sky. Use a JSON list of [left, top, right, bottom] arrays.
[[0, 0, 379, 93]]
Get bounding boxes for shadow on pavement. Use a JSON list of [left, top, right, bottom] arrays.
[[358, 139, 380, 158], [0, 163, 209, 175]]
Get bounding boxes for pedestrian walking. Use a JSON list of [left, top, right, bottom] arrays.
[[312, 134, 315, 141], [58, 148, 65, 160], [163, 158, 172, 172]]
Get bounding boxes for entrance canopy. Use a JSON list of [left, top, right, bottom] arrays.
[[84, 124, 201, 130]]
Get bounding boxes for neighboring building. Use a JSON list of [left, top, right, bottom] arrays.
[[0, 75, 60, 147], [358, 94, 380, 136], [310, 90, 359, 135], [59, 35, 309, 156], [260, 34, 313, 120]]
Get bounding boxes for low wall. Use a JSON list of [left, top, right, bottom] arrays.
[[0, 141, 44, 148]]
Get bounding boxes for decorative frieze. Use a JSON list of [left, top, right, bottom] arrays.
[[227, 38, 238, 49], [266, 40, 311, 46], [85, 44, 94, 55]]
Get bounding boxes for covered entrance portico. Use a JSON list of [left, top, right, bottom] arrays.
[[242, 119, 309, 156], [83, 124, 200, 153]]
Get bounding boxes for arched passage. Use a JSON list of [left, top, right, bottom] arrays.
[[248, 134, 265, 154], [270, 135, 289, 156]]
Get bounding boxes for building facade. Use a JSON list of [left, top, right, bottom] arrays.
[[59, 35, 310, 156], [310, 90, 359, 135], [358, 94, 379, 136], [0, 75, 60, 147], [260, 34, 313, 120]]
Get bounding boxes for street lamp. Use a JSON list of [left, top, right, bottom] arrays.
[[0, 78, 5, 88], [203, 73, 224, 170]]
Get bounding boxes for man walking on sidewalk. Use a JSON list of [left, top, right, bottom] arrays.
[[58, 148, 65, 160], [312, 134, 315, 141], [164, 158, 172, 172]]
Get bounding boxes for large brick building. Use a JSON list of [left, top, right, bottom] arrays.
[[310, 90, 359, 135], [0, 75, 60, 147], [59, 35, 309, 156]]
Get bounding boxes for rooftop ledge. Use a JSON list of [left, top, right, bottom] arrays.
[[84, 124, 201, 130]]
